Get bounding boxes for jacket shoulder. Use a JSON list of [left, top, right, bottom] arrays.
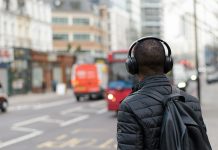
[[180, 91, 201, 111], [120, 92, 163, 120]]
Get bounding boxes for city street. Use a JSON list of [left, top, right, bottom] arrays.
[[0, 78, 217, 150], [0, 94, 117, 150]]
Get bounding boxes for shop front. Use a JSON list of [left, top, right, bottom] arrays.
[[8, 48, 31, 95], [31, 51, 75, 93], [0, 48, 13, 95], [58, 54, 75, 89]]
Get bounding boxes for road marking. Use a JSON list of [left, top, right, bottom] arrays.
[[71, 128, 105, 134], [60, 106, 83, 115], [37, 141, 55, 149], [13, 116, 49, 127], [98, 139, 114, 149], [59, 138, 81, 148], [33, 100, 72, 110], [42, 118, 63, 124], [60, 115, 89, 127], [9, 105, 32, 111], [84, 139, 97, 147], [71, 129, 82, 134], [96, 108, 107, 114], [56, 134, 67, 141], [0, 116, 48, 149], [0, 130, 42, 149]]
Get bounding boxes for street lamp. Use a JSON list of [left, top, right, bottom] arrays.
[[193, 0, 201, 102]]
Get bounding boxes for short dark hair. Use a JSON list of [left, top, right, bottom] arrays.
[[133, 39, 165, 75]]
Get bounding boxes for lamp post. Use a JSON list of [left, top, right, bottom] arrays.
[[193, 0, 201, 102]]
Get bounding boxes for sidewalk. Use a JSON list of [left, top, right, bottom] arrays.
[[9, 89, 74, 105], [201, 80, 218, 149]]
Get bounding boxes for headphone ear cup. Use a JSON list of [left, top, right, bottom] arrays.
[[125, 57, 138, 75], [164, 56, 173, 73]]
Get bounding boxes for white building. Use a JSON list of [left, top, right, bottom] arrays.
[[0, 0, 52, 52], [141, 0, 163, 38], [18, 0, 52, 51], [0, 0, 17, 49], [0, 0, 52, 95], [126, 0, 141, 44], [101, 0, 141, 50], [164, 0, 218, 66]]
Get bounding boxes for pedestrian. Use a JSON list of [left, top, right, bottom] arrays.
[[42, 81, 46, 93], [117, 37, 211, 150], [52, 80, 57, 92]]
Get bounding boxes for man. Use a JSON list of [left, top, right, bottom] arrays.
[[117, 37, 207, 150]]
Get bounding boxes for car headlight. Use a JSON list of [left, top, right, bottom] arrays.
[[191, 75, 197, 81], [107, 94, 114, 100], [178, 82, 186, 88]]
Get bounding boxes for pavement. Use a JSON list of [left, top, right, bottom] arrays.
[[8, 89, 74, 105], [7, 79, 218, 150], [200, 80, 218, 149]]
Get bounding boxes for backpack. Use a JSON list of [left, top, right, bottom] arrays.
[[146, 87, 212, 150]]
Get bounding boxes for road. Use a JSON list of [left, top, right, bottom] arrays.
[[0, 96, 117, 150], [0, 78, 217, 150]]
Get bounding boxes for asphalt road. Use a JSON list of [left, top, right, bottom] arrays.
[[0, 78, 217, 150], [0, 97, 117, 150]]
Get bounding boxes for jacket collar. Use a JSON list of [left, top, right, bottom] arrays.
[[132, 74, 171, 92]]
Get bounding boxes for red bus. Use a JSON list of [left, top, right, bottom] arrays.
[[106, 50, 135, 111]]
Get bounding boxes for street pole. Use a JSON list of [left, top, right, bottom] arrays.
[[193, 0, 201, 102]]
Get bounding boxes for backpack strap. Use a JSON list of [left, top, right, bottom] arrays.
[[137, 86, 185, 106]]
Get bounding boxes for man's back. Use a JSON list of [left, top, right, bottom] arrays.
[[117, 75, 205, 150]]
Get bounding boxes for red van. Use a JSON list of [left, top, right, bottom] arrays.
[[71, 64, 107, 101]]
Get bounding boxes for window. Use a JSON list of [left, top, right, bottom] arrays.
[[52, 17, 68, 24], [142, 26, 161, 37], [32, 67, 43, 88], [95, 35, 102, 43], [73, 18, 90, 25], [144, 0, 160, 3], [70, 1, 81, 10], [73, 34, 90, 41], [53, 34, 68, 40]]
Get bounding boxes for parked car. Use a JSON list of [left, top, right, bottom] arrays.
[[0, 87, 8, 112]]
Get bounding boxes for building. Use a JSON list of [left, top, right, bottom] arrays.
[[51, 0, 109, 62], [100, 0, 141, 50], [0, 0, 17, 95], [141, 0, 163, 38], [126, 0, 141, 44], [164, 0, 218, 63], [0, 0, 56, 95]]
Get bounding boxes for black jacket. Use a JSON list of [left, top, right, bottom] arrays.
[[117, 75, 206, 150]]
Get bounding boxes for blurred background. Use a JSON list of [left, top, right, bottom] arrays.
[[0, 0, 217, 149]]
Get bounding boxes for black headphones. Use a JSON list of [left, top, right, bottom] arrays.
[[125, 37, 173, 75]]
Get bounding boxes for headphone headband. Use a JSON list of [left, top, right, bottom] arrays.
[[128, 37, 171, 57], [126, 36, 173, 75]]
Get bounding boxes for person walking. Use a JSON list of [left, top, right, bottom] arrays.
[[117, 37, 211, 150]]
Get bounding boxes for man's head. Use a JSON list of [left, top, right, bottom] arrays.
[[126, 37, 173, 80]]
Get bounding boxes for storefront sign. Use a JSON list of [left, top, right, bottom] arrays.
[[0, 48, 14, 63]]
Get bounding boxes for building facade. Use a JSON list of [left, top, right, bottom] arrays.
[[0, 0, 55, 95], [164, 0, 218, 62], [100, 0, 141, 50], [51, 0, 109, 61], [141, 0, 163, 38]]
